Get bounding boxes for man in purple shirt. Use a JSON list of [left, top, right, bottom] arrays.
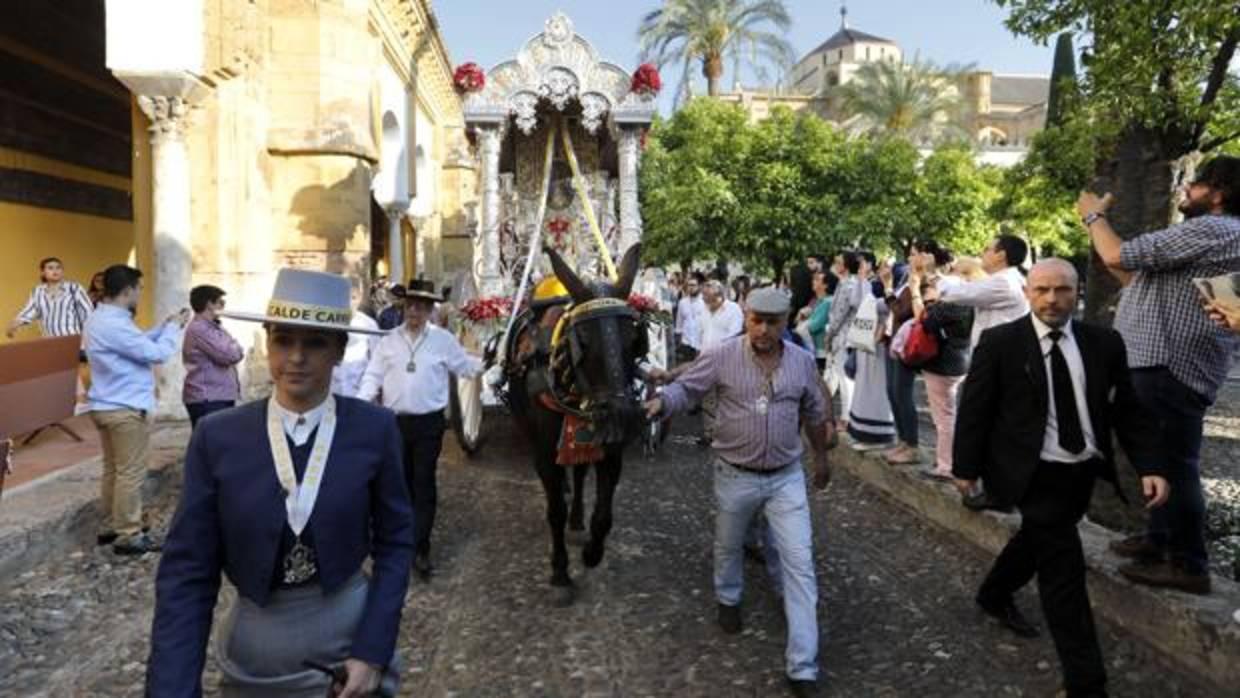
[[645, 287, 834, 698], [182, 285, 244, 427]]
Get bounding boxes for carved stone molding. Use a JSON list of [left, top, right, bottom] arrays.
[[463, 12, 655, 135], [137, 95, 192, 143]]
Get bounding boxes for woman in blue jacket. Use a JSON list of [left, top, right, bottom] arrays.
[[148, 269, 412, 697]]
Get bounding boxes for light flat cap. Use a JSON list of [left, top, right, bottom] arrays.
[[746, 287, 791, 315]]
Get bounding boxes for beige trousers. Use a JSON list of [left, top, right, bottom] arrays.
[[91, 409, 150, 539]]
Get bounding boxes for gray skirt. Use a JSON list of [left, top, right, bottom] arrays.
[[214, 573, 399, 698]]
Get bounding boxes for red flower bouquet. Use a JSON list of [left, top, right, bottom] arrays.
[[628, 293, 671, 325], [546, 217, 571, 247], [461, 296, 513, 324], [631, 63, 662, 97], [454, 62, 486, 94]]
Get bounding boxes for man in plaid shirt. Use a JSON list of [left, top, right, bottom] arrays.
[[1079, 155, 1240, 594]]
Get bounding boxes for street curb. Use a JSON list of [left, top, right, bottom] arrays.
[[834, 441, 1240, 691], [0, 424, 190, 580]]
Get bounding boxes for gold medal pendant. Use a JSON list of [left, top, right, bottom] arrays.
[[282, 537, 318, 585]]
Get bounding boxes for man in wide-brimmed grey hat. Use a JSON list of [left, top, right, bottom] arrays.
[[645, 286, 835, 698]]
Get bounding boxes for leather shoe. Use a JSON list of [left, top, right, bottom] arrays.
[[1118, 560, 1211, 595], [113, 532, 162, 556], [977, 596, 1039, 638], [97, 525, 150, 546], [413, 552, 434, 581], [717, 602, 742, 634], [1109, 534, 1165, 562], [962, 490, 1014, 514], [786, 677, 818, 697]]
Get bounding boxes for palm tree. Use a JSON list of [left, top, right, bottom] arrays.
[[832, 58, 974, 145], [638, 0, 796, 105]]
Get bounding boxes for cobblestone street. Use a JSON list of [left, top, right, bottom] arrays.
[[0, 418, 1216, 697]]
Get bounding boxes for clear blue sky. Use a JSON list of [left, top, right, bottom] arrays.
[[434, 1, 1060, 111]]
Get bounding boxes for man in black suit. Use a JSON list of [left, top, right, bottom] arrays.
[[951, 258, 1169, 698]]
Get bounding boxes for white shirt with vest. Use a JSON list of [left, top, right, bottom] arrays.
[[358, 324, 483, 415]]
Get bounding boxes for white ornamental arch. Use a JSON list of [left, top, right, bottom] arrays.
[[463, 12, 656, 134]]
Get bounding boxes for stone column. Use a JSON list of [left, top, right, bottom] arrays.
[[386, 205, 408, 284], [137, 93, 199, 420], [617, 126, 643, 254], [475, 124, 505, 296]]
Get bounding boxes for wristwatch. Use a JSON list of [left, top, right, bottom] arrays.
[[1081, 210, 1107, 227]]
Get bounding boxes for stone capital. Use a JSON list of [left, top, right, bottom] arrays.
[[114, 71, 210, 142]]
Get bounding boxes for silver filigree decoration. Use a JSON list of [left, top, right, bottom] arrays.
[[580, 93, 611, 134], [540, 68, 579, 112], [510, 92, 540, 135], [543, 12, 574, 48]]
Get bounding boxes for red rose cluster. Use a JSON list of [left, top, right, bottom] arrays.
[[453, 62, 486, 94], [461, 296, 512, 323], [631, 63, 662, 97], [627, 293, 659, 313]]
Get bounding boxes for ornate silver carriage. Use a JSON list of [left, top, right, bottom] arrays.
[[446, 13, 666, 454]]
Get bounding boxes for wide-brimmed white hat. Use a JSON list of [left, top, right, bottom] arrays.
[[221, 268, 385, 335]]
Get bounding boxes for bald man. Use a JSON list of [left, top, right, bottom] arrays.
[[952, 259, 1169, 698]]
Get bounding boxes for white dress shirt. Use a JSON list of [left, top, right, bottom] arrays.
[[700, 299, 744, 350], [1031, 316, 1099, 463], [271, 395, 330, 447], [331, 312, 381, 398], [359, 324, 483, 415], [940, 266, 1030, 347], [675, 295, 706, 350]]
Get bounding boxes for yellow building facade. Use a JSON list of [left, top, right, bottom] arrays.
[[2, 0, 472, 413]]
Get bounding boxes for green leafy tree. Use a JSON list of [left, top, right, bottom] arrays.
[[639, 101, 751, 268], [832, 58, 972, 145], [915, 146, 1004, 257], [637, 0, 796, 104], [992, 1, 1240, 323], [994, 114, 1095, 256]]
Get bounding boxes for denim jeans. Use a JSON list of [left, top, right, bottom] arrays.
[[1131, 368, 1210, 575], [714, 459, 819, 680], [885, 353, 918, 447]]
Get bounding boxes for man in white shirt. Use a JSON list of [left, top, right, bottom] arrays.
[[700, 280, 745, 350], [939, 235, 1031, 347], [359, 280, 483, 579], [675, 272, 706, 361]]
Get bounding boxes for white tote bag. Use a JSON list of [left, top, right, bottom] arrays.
[[845, 294, 879, 354]]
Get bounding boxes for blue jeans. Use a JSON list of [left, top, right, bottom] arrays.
[[885, 353, 918, 447], [714, 459, 819, 680], [1132, 368, 1209, 575]]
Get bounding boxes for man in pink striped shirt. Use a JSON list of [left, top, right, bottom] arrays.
[[182, 285, 244, 427], [646, 287, 834, 698]]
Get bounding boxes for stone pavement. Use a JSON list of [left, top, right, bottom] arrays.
[[0, 418, 1217, 696]]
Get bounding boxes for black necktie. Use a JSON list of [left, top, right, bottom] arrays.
[[1048, 330, 1086, 454]]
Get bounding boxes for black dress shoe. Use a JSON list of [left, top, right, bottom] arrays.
[[717, 603, 742, 634], [786, 678, 819, 697], [113, 533, 162, 556], [97, 525, 151, 546], [977, 596, 1039, 638], [413, 552, 434, 580], [962, 490, 1014, 513]]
